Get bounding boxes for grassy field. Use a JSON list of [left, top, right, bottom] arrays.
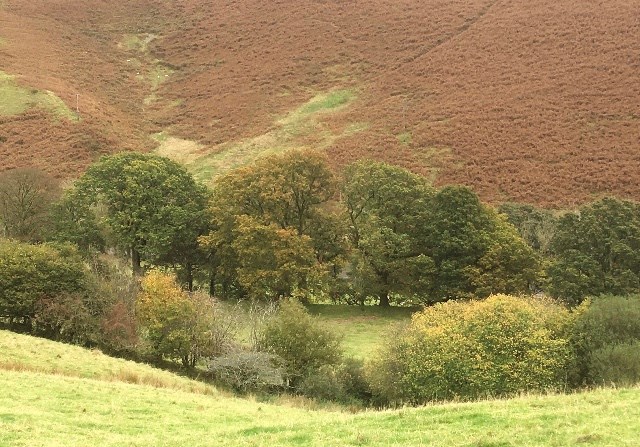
[[1, 330, 639, 446], [308, 304, 416, 359], [222, 303, 415, 359], [0, 330, 215, 395]]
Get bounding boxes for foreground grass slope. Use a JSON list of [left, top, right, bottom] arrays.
[[0, 330, 215, 395], [1, 330, 639, 446]]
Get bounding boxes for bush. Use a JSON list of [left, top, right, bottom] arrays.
[[589, 342, 640, 387], [570, 295, 640, 386], [259, 299, 342, 387], [0, 240, 87, 325], [33, 293, 98, 345], [136, 271, 217, 367], [368, 294, 574, 405], [298, 358, 371, 405], [209, 350, 285, 392]]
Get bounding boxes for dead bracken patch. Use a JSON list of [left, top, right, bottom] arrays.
[[1, 0, 639, 206]]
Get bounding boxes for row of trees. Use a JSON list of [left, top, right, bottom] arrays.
[[2, 149, 640, 306]]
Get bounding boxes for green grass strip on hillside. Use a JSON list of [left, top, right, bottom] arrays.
[[290, 89, 355, 118], [0, 71, 77, 119], [154, 89, 360, 184]]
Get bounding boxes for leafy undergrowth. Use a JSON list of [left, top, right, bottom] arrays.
[[0, 71, 77, 119]]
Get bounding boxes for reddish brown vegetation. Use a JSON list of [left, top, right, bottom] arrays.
[[1, 0, 639, 206]]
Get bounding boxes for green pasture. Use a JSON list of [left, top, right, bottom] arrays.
[[1, 330, 639, 446], [308, 304, 416, 359]]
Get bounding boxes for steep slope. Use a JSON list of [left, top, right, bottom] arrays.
[[1, 0, 639, 206]]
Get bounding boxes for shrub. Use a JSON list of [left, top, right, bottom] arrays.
[[100, 299, 138, 354], [259, 299, 342, 387], [0, 240, 87, 325], [136, 271, 216, 367], [209, 350, 285, 392], [589, 342, 640, 387], [33, 293, 98, 345], [368, 294, 574, 405], [298, 358, 371, 405], [569, 295, 640, 386]]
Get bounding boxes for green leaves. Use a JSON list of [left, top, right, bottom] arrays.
[[64, 152, 210, 277], [204, 149, 341, 300], [0, 240, 87, 321], [342, 161, 434, 304], [548, 198, 640, 305], [343, 170, 541, 304], [0, 168, 61, 242], [369, 295, 574, 404]]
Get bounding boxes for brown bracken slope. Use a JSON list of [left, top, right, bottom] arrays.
[[1, 0, 639, 206]]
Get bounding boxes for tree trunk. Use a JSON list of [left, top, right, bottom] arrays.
[[186, 263, 194, 292], [131, 247, 142, 276], [208, 269, 216, 297], [379, 292, 390, 307]]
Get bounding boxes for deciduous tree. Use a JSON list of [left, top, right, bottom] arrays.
[[0, 167, 61, 241], [342, 160, 434, 305], [548, 197, 640, 305], [70, 152, 210, 284]]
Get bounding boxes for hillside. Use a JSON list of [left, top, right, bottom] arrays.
[[1, 330, 640, 446], [1, 0, 639, 205]]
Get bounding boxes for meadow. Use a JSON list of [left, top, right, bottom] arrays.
[[1, 329, 639, 447]]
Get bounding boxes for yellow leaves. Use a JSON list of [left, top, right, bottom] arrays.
[[372, 294, 575, 403], [136, 270, 195, 342]]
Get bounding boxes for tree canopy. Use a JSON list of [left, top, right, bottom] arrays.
[[202, 149, 343, 300], [0, 167, 61, 242], [61, 152, 210, 285], [548, 197, 640, 305]]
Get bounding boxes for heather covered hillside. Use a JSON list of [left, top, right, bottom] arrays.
[[1, 0, 639, 205]]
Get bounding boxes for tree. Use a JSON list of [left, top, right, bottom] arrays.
[[469, 212, 543, 297], [70, 152, 210, 284], [548, 197, 640, 305], [498, 202, 558, 255], [0, 167, 61, 241], [342, 160, 434, 305], [203, 149, 343, 300], [423, 186, 541, 301], [231, 216, 323, 301], [48, 190, 105, 253], [213, 149, 335, 234]]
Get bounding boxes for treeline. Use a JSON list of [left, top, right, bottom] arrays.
[[2, 149, 640, 307], [2, 150, 640, 406]]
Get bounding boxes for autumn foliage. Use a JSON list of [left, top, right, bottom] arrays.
[[368, 295, 574, 404]]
